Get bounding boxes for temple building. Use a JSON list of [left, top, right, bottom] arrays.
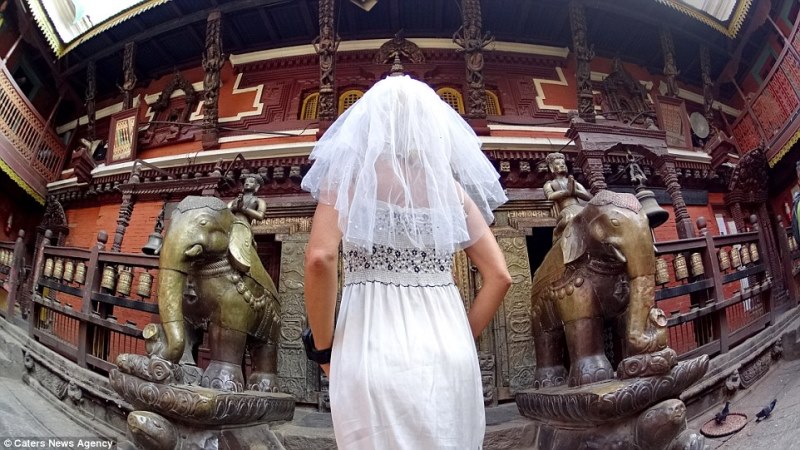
[[1, 0, 799, 447]]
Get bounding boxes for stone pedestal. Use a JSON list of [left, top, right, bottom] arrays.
[[516, 355, 709, 449]]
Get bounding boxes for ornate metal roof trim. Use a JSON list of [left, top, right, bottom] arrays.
[[655, 0, 752, 38], [25, 0, 170, 58], [0, 157, 44, 204]]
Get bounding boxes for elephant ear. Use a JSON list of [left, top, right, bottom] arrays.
[[228, 220, 253, 273], [560, 220, 587, 265]]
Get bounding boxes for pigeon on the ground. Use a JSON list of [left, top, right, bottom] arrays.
[[756, 399, 777, 422], [714, 401, 730, 425]]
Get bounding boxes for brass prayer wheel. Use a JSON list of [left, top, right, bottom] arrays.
[[791, 236, 798, 251], [690, 253, 705, 277], [718, 248, 731, 271], [730, 246, 742, 268], [740, 245, 751, 265], [43, 258, 54, 278], [116, 266, 133, 296], [1, 250, 7, 266], [673, 253, 689, 281], [101, 265, 116, 291], [655, 257, 670, 285], [137, 272, 153, 298], [750, 243, 759, 262], [74, 262, 87, 285], [53, 258, 64, 280], [63, 260, 74, 283]]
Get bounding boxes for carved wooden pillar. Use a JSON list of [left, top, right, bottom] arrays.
[[314, 0, 338, 123], [655, 157, 694, 238], [121, 42, 137, 110], [454, 0, 493, 120], [111, 193, 134, 252], [569, 1, 595, 122], [575, 151, 607, 194], [700, 45, 714, 124], [757, 205, 786, 299], [659, 27, 679, 98], [85, 61, 96, 141], [730, 202, 746, 233], [202, 11, 223, 150], [274, 232, 317, 403]]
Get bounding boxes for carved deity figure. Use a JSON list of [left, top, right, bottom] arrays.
[[543, 152, 592, 242], [228, 173, 267, 272]]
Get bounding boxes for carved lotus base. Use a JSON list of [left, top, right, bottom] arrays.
[[515, 355, 709, 450], [516, 354, 708, 425], [109, 369, 295, 426]]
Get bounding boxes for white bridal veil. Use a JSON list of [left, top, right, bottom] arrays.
[[301, 75, 507, 253]]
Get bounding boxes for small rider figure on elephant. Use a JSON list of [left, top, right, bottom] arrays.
[[543, 152, 592, 243]]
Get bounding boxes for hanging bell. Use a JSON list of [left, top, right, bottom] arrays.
[[731, 246, 742, 268], [101, 265, 116, 291], [749, 242, 759, 262], [116, 266, 133, 297], [718, 248, 731, 271], [63, 260, 74, 283], [673, 253, 689, 281], [655, 257, 670, 285], [635, 190, 669, 229], [137, 272, 153, 298], [142, 232, 163, 256], [74, 262, 87, 285], [43, 258, 54, 278], [740, 245, 751, 265], [690, 252, 705, 277], [53, 259, 64, 281]]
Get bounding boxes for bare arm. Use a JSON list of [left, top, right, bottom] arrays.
[[240, 198, 267, 221], [304, 203, 342, 374], [462, 197, 512, 338]]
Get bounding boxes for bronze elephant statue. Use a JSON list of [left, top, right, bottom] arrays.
[[153, 196, 280, 392], [531, 190, 668, 387]]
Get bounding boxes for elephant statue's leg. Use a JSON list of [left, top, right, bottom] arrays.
[[558, 282, 613, 387], [202, 323, 248, 392], [247, 342, 279, 392], [532, 299, 567, 388]]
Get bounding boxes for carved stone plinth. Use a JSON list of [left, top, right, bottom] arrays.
[[110, 369, 294, 450], [516, 355, 708, 449]]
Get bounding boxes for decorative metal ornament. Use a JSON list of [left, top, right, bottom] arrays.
[[749, 243, 759, 262], [730, 246, 742, 268], [75, 262, 87, 285], [655, 257, 670, 285], [53, 259, 64, 280], [63, 260, 74, 283], [673, 253, 689, 281], [718, 248, 730, 271], [690, 253, 705, 277], [116, 266, 133, 296], [740, 245, 751, 265], [137, 272, 153, 298], [101, 265, 116, 291], [44, 258, 54, 278]]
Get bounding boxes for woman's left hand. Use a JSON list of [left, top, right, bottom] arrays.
[[321, 363, 330, 376]]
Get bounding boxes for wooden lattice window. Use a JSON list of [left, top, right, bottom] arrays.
[[436, 87, 465, 114], [338, 89, 364, 114], [300, 92, 319, 120], [485, 91, 501, 115]]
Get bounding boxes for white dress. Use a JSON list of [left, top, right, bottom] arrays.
[[329, 241, 485, 449]]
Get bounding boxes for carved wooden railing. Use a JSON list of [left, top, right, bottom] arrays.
[[654, 216, 773, 360], [0, 64, 67, 183], [29, 230, 157, 373], [730, 13, 800, 164]]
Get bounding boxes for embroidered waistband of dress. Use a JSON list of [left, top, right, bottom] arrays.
[[344, 269, 454, 287]]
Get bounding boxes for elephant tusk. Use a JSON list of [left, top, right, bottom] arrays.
[[609, 245, 627, 263], [184, 244, 203, 257]]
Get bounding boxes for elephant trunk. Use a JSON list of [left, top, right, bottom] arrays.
[[621, 225, 666, 357], [156, 267, 187, 363]]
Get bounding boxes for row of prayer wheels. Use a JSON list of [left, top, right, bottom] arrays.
[[43, 258, 153, 298], [100, 265, 153, 298], [0, 249, 13, 267], [655, 242, 760, 285], [44, 258, 87, 285]]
